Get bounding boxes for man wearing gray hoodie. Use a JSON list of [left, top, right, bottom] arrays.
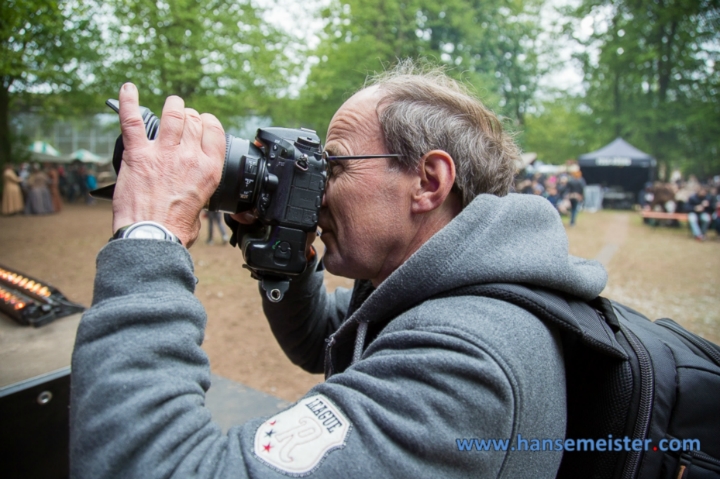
[[70, 63, 607, 478]]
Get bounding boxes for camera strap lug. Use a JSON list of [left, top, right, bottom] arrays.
[[260, 277, 290, 303], [295, 154, 309, 171]]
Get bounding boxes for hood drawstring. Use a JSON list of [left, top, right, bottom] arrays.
[[351, 320, 369, 365]]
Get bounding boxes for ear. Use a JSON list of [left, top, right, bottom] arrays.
[[411, 150, 456, 214]]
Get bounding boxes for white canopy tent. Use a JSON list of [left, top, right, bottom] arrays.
[[68, 149, 111, 164], [26, 142, 110, 165], [28, 141, 62, 163]]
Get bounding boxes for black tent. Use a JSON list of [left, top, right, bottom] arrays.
[[579, 138, 656, 208]]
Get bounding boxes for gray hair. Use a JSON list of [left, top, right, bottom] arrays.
[[367, 60, 519, 206]]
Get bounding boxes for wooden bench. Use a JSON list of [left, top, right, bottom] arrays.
[[640, 211, 689, 222], [641, 211, 690, 232]]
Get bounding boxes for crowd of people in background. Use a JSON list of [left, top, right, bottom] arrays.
[[4, 160, 720, 245], [639, 177, 720, 241], [515, 170, 588, 226], [515, 167, 720, 242], [1, 162, 98, 216]]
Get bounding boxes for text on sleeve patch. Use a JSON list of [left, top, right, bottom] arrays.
[[253, 394, 351, 475]]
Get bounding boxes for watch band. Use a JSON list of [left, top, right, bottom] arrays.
[[111, 221, 182, 244]]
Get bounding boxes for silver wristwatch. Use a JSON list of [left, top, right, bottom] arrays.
[[112, 221, 182, 244]]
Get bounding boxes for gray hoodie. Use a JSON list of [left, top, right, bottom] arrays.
[[70, 193, 607, 478]]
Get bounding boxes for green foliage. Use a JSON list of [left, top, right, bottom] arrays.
[[3, 0, 717, 181], [0, 0, 102, 94], [0, 0, 103, 164], [275, 0, 545, 140], [106, 0, 291, 128], [522, 96, 604, 163], [561, 0, 720, 178]]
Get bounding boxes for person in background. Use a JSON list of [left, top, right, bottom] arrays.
[[18, 162, 30, 203], [531, 172, 545, 195], [531, 178, 544, 195], [639, 182, 654, 210], [205, 210, 229, 245], [85, 167, 97, 205], [24, 163, 54, 214], [57, 164, 69, 200], [714, 186, 720, 237], [556, 174, 571, 216], [687, 187, 715, 241], [66, 163, 83, 203], [566, 171, 586, 226], [46, 163, 63, 213], [516, 176, 533, 194], [2, 163, 24, 215], [72, 163, 88, 203], [543, 184, 560, 210]]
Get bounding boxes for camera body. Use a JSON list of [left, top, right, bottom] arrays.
[[93, 100, 326, 301], [213, 127, 325, 281]]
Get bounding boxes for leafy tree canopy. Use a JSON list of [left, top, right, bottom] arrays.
[[4, 0, 719, 179], [559, 0, 720, 177], [105, 0, 292, 128], [273, 0, 545, 140], [0, 0, 102, 164]]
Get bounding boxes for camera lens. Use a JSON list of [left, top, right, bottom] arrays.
[[207, 134, 264, 213]]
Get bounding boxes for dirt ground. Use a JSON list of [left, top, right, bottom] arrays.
[[0, 202, 718, 401]]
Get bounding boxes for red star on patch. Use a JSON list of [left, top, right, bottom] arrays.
[[263, 443, 272, 453]]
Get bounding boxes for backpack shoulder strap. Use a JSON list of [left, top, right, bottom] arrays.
[[435, 283, 628, 360]]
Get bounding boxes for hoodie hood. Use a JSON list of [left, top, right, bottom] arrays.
[[348, 193, 607, 328]]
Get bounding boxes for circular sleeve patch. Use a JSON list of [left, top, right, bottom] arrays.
[[253, 394, 351, 475]]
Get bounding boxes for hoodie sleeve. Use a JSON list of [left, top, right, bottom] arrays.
[[71, 240, 564, 479], [260, 257, 351, 374]]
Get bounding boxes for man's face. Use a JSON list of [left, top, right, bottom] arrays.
[[319, 87, 417, 285]]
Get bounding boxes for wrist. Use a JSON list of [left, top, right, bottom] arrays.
[[113, 210, 197, 246], [111, 190, 202, 247], [112, 221, 182, 245]]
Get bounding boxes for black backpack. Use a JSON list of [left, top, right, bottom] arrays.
[[440, 283, 720, 479]]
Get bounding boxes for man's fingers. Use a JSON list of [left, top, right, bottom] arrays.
[[200, 113, 226, 162], [182, 108, 203, 143], [230, 211, 257, 225], [118, 83, 148, 151], [157, 96, 185, 147], [306, 231, 317, 260]]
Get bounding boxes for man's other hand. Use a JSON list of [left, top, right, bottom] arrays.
[[230, 211, 317, 261], [112, 83, 226, 247]]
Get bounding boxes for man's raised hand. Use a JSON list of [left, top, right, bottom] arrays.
[[111, 83, 226, 247]]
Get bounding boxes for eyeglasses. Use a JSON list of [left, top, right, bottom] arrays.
[[321, 151, 464, 198], [322, 152, 403, 161], [322, 152, 404, 180]]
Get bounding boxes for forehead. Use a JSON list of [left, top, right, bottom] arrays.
[[326, 86, 385, 154]]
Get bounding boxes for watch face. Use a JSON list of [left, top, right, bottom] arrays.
[[126, 224, 169, 241]]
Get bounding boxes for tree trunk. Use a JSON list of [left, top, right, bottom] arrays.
[[0, 82, 11, 166], [613, 70, 622, 138]]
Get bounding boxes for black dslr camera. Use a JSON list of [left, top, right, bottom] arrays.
[[92, 100, 326, 302]]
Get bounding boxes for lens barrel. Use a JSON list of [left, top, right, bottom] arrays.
[[207, 135, 264, 213]]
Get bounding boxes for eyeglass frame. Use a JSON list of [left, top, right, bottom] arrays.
[[322, 152, 403, 181], [322, 153, 403, 161], [321, 151, 463, 196]]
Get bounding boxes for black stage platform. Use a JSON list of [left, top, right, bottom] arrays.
[[0, 312, 290, 478]]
